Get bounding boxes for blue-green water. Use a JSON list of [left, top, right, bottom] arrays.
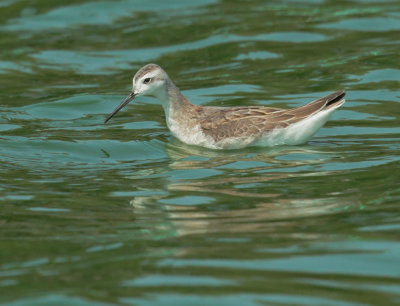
[[1, 0, 399, 305]]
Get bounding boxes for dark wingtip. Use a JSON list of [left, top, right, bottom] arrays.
[[326, 90, 346, 107]]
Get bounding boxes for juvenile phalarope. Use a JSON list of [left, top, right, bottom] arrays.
[[105, 64, 345, 150]]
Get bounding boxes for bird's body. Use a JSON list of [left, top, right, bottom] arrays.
[[105, 64, 345, 150]]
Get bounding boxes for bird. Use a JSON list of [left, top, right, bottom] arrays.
[[104, 64, 345, 150]]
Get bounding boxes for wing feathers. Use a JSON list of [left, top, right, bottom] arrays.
[[200, 91, 345, 142]]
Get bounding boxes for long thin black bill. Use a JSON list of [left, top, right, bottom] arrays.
[[104, 92, 136, 124]]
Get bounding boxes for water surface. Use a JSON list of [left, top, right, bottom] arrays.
[[1, 0, 399, 305]]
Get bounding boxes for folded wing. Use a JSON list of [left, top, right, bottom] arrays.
[[200, 90, 345, 142]]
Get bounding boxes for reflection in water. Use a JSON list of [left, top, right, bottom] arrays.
[[130, 195, 350, 238], [129, 143, 357, 238]]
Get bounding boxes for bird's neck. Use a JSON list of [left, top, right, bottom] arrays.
[[155, 80, 196, 122]]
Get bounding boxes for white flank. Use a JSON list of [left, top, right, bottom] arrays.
[[215, 98, 345, 149]]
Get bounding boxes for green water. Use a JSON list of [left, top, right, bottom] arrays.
[[1, 0, 400, 305]]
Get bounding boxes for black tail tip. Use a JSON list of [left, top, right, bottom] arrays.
[[326, 90, 346, 107]]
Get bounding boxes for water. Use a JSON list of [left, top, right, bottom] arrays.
[[1, 0, 399, 305]]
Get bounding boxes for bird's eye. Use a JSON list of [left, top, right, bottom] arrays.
[[143, 78, 152, 84]]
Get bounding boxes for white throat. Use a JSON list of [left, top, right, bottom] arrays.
[[152, 86, 171, 121]]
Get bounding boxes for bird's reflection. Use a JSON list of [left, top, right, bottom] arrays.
[[128, 141, 353, 239]]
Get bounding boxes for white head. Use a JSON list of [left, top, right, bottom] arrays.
[[132, 64, 169, 98], [104, 64, 169, 123]]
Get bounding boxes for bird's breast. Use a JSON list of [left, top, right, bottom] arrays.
[[166, 116, 216, 148]]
